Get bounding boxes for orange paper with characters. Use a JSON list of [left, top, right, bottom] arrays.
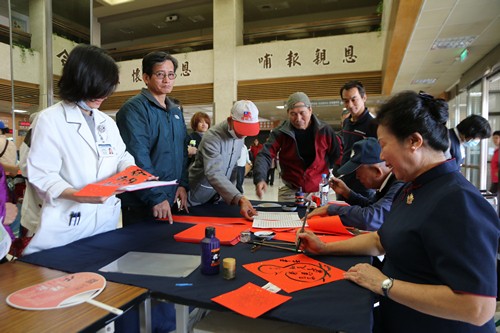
[[211, 282, 291, 318], [243, 254, 345, 293], [75, 166, 168, 197]]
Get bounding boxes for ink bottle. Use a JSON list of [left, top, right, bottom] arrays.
[[201, 226, 220, 275], [295, 187, 305, 207]]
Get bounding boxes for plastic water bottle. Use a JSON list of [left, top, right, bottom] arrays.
[[201, 226, 220, 275], [319, 174, 329, 206]]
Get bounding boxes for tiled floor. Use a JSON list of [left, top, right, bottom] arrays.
[[240, 174, 283, 203]]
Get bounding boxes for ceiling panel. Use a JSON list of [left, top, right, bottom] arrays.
[[422, 0, 456, 10], [416, 8, 452, 27], [1, 0, 499, 120]]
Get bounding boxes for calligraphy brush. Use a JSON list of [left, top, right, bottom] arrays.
[[249, 241, 302, 253], [295, 201, 311, 253], [262, 240, 295, 246]]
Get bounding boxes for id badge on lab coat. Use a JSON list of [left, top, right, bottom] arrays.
[[97, 142, 115, 158]]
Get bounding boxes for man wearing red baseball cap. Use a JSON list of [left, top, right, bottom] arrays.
[[188, 100, 260, 219], [230, 100, 260, 137]]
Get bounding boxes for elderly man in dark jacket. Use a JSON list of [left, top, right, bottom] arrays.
[[253, 92, 342, 201]]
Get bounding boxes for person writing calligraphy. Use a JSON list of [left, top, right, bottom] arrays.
[[298, 91, 499, 332]]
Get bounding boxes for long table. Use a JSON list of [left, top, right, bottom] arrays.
[[0, 261, 150, 332], [20, 202, 374, 333]]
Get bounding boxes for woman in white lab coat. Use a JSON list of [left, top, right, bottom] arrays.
[[23, 45, 135, 255]]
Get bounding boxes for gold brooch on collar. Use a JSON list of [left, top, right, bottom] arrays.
[[406, 193, 414, 205]]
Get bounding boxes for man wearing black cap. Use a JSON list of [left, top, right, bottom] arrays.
[[253, 91, 342, 201], [307, 138, 404, 231]]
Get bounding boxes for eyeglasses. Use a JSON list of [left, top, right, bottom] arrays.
[[152, 71, 177, 80]]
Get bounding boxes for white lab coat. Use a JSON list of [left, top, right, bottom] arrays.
[[24, 101, 135, 255]]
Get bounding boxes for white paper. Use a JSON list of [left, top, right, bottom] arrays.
[[99, 252, 200, 278], [255, 202, 282, 208], [119, 180, 178, 192], [252, 211, 304, 228]]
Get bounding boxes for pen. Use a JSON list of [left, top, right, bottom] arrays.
[[330, 174, 345, 181], [86, 299, 124, 315], [175, 283, 193, 287]]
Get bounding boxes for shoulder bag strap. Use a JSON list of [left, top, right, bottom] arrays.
[[0, 140, 9, 158]]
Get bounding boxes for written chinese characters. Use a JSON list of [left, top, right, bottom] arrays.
[[258, 45, 358, 69], [181, 61, 191, 77], [132, 68, 142, 82], [120, 45, 360, 82], [286, 50, 301, 67], [313, 48, 330, 65], [56, 49, 69, 66], [343, 45, 357, 63], [258, 53, 273, 69]]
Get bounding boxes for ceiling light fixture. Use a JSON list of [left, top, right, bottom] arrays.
[[119, 27, 134, 34], [151, 22, 167, 29], [99, 0, 135, 5], [431, 36, 476, 50], [411, 78, 437, 85], [165, 14, 179, 22], [188, 15, 205, 23]]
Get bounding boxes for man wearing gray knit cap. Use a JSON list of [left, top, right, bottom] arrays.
[[253, 92, 342, 201]]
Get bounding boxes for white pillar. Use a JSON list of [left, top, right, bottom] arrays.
[[91, 4, 101, 47], [213, 0, 243, 124], [29, 0, 52, 109]]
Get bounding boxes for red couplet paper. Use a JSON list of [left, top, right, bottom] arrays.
[[243, 253, 345, 293], [75, 166, 153, 197], [6, 272, 106, 310], [211, 282, 291, 318], [174, 224, 250, 245], [272, 231, 352, 243], [170, 215, 251, 226], [307, 216, 353, 236]]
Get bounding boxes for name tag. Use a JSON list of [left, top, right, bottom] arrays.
[[97, 143, 114, 157]]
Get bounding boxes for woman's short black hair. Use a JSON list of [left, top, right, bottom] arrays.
[[142, 51, 178, 76], [376, 91, 450, 152], [456, 114, 491, 139], [58, 44, 119, 102]]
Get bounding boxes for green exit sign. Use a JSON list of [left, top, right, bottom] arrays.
[[459, 49, 469, 62]]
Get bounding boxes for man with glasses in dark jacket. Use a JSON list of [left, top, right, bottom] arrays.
[[117, 51, 189, 226]]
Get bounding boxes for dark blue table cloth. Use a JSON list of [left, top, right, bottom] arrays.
[[21, 202, 374, 333]]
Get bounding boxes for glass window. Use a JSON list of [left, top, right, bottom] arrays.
[[462, 82, 483, 187], [486, 72, 500, 192]]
